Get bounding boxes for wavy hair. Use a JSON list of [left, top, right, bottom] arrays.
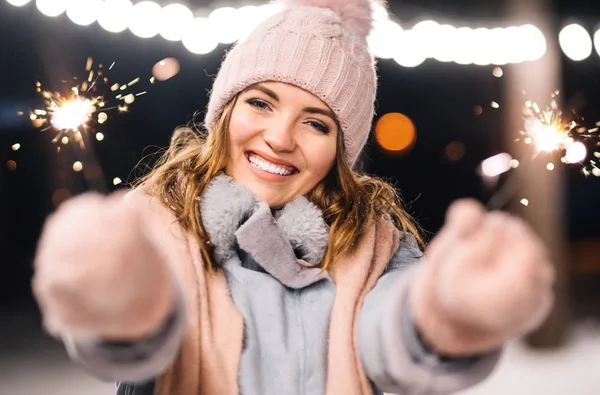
[[137, 94, 424, 272]]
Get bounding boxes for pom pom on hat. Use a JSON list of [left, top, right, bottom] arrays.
[[279, 0, 377, 39]]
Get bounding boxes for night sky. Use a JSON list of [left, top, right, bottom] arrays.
[[1, 0, 599, 307]]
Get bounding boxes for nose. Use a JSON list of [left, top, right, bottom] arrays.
[[263, 120, 296, 153]]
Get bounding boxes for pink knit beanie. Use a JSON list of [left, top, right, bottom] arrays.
[[204, 0, 379, 166]]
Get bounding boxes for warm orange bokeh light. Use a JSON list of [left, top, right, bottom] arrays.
[[375, 112, 416, 153]]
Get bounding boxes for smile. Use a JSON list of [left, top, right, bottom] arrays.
[[246, 153, 297, 176]]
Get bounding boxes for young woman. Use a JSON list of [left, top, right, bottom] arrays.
[[32, 1, 554, 394]]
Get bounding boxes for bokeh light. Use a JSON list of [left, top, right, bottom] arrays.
[[504, 26, 525, 64], [594, 29, 600, 58], [257, 3, 284, 21], [11, 143, 21, 151], [95, 132, 105, 141], [98, 0, 134, 33], [492, 67, 504, 77], [209, 7, 241, 44], [72, 161, 83, 172], [559, 24, 592, 61], [520, 24, 547, 61], [368, 19, 404, 59], [66, 0, 101, 26], [129, 1, 161, 38], [411, 20, 441, 59], [7, 0, 32, 6], [6, 160, 17, 171], [564, 141, 587, 163], [236, 6, 262, 41], [433, 24, 457, 63], [488, 28, 510, 65], [152, 57, 180, 81], [444, 141, 466, 162], [113, 177, 123, 185], [452, 27, 475, 65], [36, 0, 67, 17], [393, 30, 426, 67], [159, 3, 193, 41], [480, 152, 513, 177], [375, 113, 417, 153], [471, 28, 492, 66], [182, 18, 219, 54]]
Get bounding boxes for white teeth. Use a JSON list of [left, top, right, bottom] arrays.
[[248, 155, 294, 176]]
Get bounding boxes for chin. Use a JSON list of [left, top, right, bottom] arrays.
[[251, 186, 291, 209]]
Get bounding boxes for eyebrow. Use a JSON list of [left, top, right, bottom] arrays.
[[253, 85, 279, 101], [250, 84, 339, 125]]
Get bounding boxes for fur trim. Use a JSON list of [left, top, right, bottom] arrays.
[[199, 174, 329, 266], [280, 0, 377, 39], [275, 197, 329, 266], [199, 174, 258, 263]]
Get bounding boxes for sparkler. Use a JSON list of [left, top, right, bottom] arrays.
[[483, 92, 600, 209], [519, 91, 600, 175], [29, 57, 150, 150], [24, 57, 161, 193]]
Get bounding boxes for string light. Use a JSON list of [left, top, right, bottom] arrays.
[[7, 0, 550, 65]]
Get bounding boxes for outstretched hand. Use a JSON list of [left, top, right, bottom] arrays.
[[410, 199, 555, 356], [33, 192, 176, 341]]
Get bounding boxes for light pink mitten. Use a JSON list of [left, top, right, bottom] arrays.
[[32, 191, 175, 341], [410, 199, 555, 355]]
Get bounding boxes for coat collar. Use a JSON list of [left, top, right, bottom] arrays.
[[198, 173, 330, 288]]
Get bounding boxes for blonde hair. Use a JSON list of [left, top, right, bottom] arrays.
[[137, 95, 424, 272]]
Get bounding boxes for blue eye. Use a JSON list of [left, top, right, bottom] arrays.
[[307, 120, 329, 134], [246, 99, 271, 111]]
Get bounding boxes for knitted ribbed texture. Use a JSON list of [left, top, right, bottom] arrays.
[[204, 5, 377, 166]]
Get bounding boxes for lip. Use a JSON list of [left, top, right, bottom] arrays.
[[245, 150, 298, 171]]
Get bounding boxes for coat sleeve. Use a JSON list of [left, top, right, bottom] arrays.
[[63, 284, 187, 383], [357, 234, 502, 395]]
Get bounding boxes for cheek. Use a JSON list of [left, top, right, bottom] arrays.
[[303, 136, 337, 175], [228, 107, 260, 147]]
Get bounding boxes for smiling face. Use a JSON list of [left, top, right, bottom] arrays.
[[225, 81, 339, 208]]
